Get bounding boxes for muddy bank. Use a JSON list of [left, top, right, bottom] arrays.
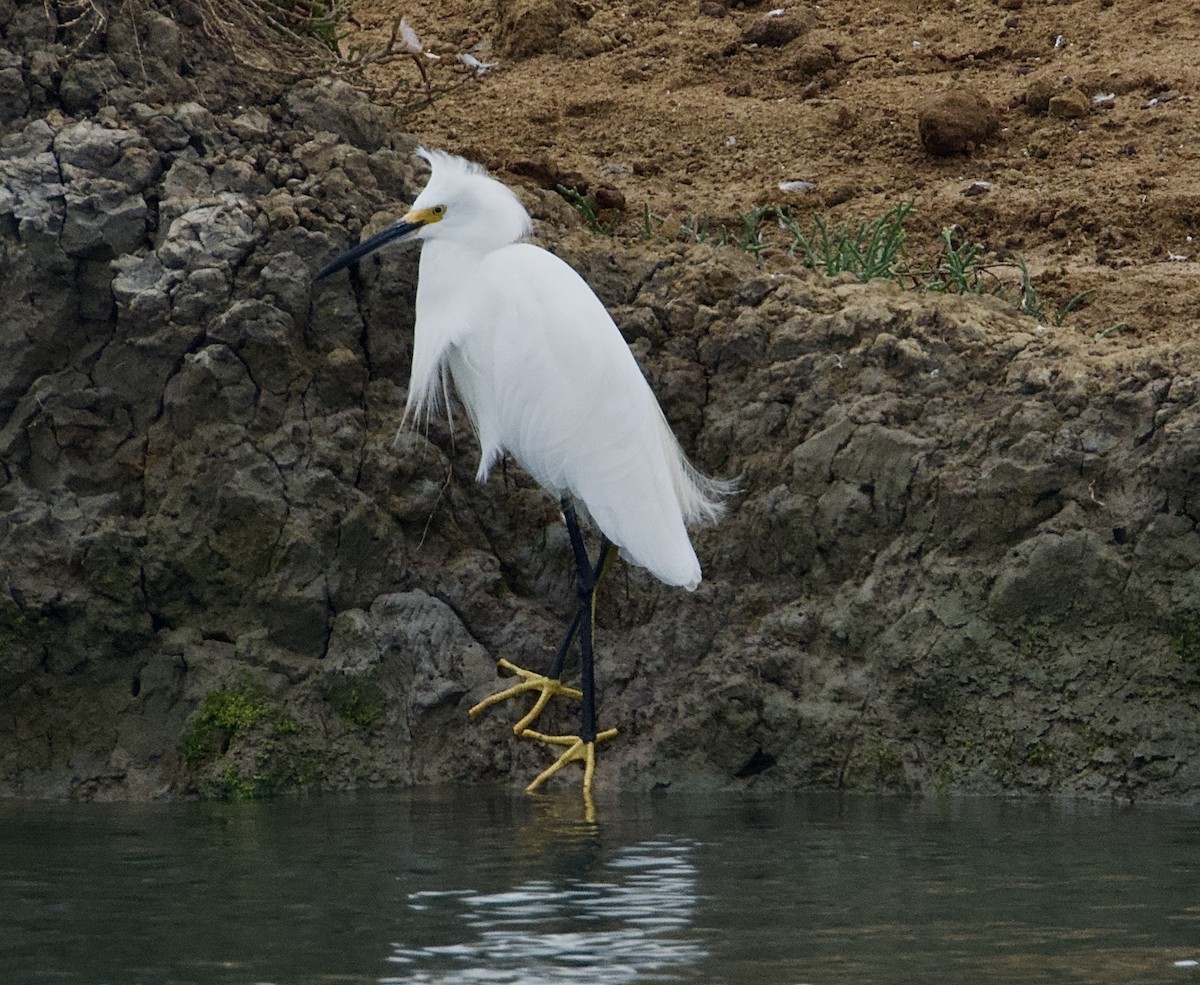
[[1, 1, 1198, 802]]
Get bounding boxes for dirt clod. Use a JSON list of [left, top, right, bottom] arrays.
[[776, 43, 835, 82], [917, 87, 1000, 157], [594, 183, 626, 210], [1024, 75, 1057, 115], [495, 0, 582, 58], [742, 10, 813, 47], [1048, 87, 1091, 119]]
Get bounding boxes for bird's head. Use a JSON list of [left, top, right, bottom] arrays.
[[314, 148, 532, 280]]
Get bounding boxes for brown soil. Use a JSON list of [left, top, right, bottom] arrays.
[[342, 0, 1200, 340]]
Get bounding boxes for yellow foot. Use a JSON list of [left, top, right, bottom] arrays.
[[468, 659, 583, 735], [521, 728, 619, 795]]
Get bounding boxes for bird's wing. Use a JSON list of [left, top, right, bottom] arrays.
[[456, 244, 704, 588]]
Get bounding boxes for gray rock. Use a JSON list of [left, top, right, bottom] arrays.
[[256, 248, 317, 322], [284, 79, 395, 152], [230, 109, 271, 143], [58, 57, 121, 113], [988, 527, 1127, 621], [158, 156, 214, 229], [171, 101, 216, 138], [137, 109, 192, 152], [106, 11, 184, 78], [25, 49, 60, 107], [111, 254, 178, 328], [61, 179, 148, 257], [1, 117, 54, 154], [54, 120, 136, 175], [0, 149, 65, 238], [160, 343, 258, 438], [209, 299, 299, 396], [171, 267, 232, 325], [0, 57, 30, 124], [3, 3, 54, 51], [157, 195, 257, 271]]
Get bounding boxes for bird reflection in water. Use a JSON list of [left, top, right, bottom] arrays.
[[383, 802, 704, 984]]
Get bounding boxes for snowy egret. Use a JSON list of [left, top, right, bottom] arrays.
[[316, 149, 729, 797]]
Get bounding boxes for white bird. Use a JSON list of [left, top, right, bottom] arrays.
[[316, 148, 729, 797]]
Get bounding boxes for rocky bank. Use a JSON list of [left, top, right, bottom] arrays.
[[1, 0, 1198, 802]]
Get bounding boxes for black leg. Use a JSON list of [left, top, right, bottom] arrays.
[[546, 502, 613, 682], [559, 498, 615, 745], [469, 496, 620, 798], [545, 607, 583, 681]]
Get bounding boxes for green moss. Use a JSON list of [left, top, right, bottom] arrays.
[[325, 677, 387, 728], [1170, 617, 1200, 664], [184, 689, 265, 763], [870, 744, 909, 791], [198, 743, 314, 801], [201, 763, 264, 801], [1025, 740, 1056, 767], [0, 595, 51, 650], [181, 685, 315, 801], [181, 686, 298, 766], [898, 670, 963, 722]]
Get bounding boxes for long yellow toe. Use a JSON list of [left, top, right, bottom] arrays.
[[468, 659, 583, 734], [521, 728, 619, 794]]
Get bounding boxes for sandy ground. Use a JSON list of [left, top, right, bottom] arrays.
[[338, 0, 1200, 342]]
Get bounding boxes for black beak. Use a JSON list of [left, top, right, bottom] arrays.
[[314, 217, 423, 280]]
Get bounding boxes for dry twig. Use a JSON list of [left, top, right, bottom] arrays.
[[333, 15, 496, 113]]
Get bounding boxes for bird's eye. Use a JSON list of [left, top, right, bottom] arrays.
[[431, 205, 446, 216]]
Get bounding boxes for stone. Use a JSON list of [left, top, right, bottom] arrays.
[[777, 43, 836, 82], [0, 54, 30, 124], [157, 196, 258, 271], [60, 180, 148, 258], [58, 57, 121, 113], [283, 79, 394, 152], [0, 149, 66, 239]]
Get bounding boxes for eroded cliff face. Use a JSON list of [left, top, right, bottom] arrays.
[[2, 1, 1198, 802]]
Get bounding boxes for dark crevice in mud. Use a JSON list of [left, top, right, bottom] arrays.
[[735, 748, 777, 778]]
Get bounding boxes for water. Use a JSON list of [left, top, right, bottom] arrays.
[[1, 788, 1197, 985]]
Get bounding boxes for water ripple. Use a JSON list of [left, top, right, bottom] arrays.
[[382, 838, 705, 984]]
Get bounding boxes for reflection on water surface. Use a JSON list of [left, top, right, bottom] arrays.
[[388, 838, 702, 983], [1, 787, 1197, 985]]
